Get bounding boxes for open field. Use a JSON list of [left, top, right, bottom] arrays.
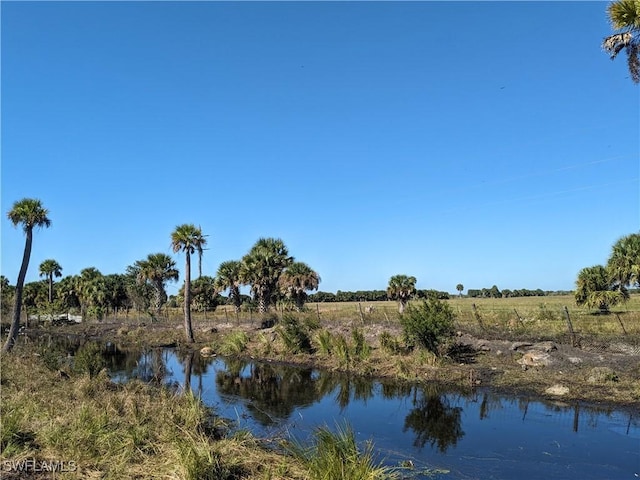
[[91, 294, 640, 345]]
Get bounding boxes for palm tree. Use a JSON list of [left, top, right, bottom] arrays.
[[134, 253, 179, 316], [607, 232, 640, 289], [171, 224, 207, 343], [76, 267, 107, 320], [387, 274, 417, 314], [456, 284, 464, 297], [602, 0, 640, 83], [3, 198, 51, 353], [575, 265, 628, 313], [39, 259, 62, 304], [240, 237, 293, 313], [278, 262, 321, 311], [215, 260, 243, 313]]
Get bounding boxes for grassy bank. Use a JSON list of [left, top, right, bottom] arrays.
[[9, 295, 640, 408], [0, 345, 310, 479]]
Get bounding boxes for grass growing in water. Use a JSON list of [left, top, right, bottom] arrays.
[[286, 422, 396, 480]]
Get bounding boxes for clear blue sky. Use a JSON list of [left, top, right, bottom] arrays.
[[1, 1, 638, 296]]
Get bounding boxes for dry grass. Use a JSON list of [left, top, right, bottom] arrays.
[[0, 345, 308, 480]]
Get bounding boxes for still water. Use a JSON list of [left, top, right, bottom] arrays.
[[105, 346, 639, 480]]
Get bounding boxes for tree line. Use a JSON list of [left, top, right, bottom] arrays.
[[1, 198, 321, 351]]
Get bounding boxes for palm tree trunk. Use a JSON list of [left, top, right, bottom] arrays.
[[184, 252, 194, 342], [2, 229, 33, 353], [48, 274, 53, 303]]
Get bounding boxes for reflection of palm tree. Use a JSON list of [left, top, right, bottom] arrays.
[[403, 389, 465, 453], [215, 360, 322, 425]]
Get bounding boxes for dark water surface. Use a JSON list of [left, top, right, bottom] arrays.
[[100, 345, 640, 480]]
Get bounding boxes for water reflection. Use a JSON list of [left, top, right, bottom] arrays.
[[24, 336, 640, 480], [216, 360, 321, 425], [403, 386, 464, 452]]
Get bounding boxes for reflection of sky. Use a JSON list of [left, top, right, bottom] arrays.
[[110, 350, 640, 480]]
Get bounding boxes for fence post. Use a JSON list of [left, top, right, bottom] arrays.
[[614, 313, 628, 335], [563, 306, 577, 347], [472, 303, 485, 331]]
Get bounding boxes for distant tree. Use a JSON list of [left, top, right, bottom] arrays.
[[387, 275, 417, 314], [455, 284, 464, 297], [215, 260, 243, 313], [189, 275, 219, 313], [76, 267, 107, 320], [240, 238, 293, 313], [3, 198, 51, 353], [103, 274, 129, 318], [1, 276, 15, 318], [602, 0, 640, 83], [22, 281, 49, 313], [489, 285, 502, 298], [607, 232, 640, 289], [134, 253, 179, 316], [39, 259, 62, 304], [575, 265, 627, 313], [171, 224, 207, 343], [278, 261, 321, 311]]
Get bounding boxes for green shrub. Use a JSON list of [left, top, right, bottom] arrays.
[[400, 296, 455, 355], [278, 314, 313, 354], [351, 328, 370, 359], [316, 329, 333, 356], [73, 342, 106, 378], [379, 331, 402, 354], [220, 332, 249, 356]]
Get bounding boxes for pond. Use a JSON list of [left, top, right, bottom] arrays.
[[100, 345, 639, 480]]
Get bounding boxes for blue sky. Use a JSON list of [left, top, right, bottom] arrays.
[[1, 1, 638, 296]]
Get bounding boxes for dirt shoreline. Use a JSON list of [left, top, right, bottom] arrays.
[[27, 319, 640, 414]]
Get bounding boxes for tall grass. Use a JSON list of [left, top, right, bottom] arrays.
[[286, 422, 396, 480], [0, 345, 307, 479]]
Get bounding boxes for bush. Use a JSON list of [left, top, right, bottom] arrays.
[[400, 296, 455, 355], [73, 342, 107, 378], [278, 314, 313, 354]]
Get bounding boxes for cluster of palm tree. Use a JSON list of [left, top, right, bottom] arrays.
[[1, 199, 321, 350], [575, 232, 640, 312]]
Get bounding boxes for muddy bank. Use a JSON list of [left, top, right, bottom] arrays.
[[25, 319, 640, 412]]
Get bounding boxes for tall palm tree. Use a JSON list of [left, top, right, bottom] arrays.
[[171, 224, 207, 343], [278, 261, 321, 311], [39, 259, 62, 304], [575, 265, 627, 313], [387, 274, 417, 314], [602, 0, 640, 83], [240, 237, 293, 313], [2, 198, 51, 353], [135, 253, 179, 316], [215, 260, 243, 313], [607, 232, 640, 289]]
